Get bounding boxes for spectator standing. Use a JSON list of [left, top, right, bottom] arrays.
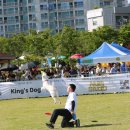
[[110, 64, 117, 74], [120, 62, 127, 73], [96, 63, 102, 76]]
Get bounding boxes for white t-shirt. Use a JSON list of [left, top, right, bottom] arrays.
[[65, 92, 77, 113]]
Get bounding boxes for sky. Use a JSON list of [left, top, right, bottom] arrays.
[[128, 0, 130, 3]]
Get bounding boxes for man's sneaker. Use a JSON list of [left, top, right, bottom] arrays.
[[75, 119, 80, 127], [46, 123, 54, 129]]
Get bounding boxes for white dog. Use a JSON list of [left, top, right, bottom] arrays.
[[41, 71, 61, 104]]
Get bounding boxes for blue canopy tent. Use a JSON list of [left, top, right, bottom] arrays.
[[80, 42, 130, 65], [111, 42, 130, 55]]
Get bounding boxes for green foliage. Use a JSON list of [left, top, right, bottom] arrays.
[[0, 24, 130, 63], [93, 6, 100, 9], [0, 37, 8, 52], [118, 22, 130, 45], [78, 31, 100, 55], [1, 94, 130, 130], [93, 26, 119, 44], [60, 26, 80, 56]]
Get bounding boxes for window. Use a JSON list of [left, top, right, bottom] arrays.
[[20, 0, 23, 3], [28, 0, 33, 3], [63, 20, 74, 26], [49, 12, 57, 20], [15, 24, 19, 31], [41, 22, 48, 28], [14, 8, 18, 13], [4, 8, 18, 15], [93, 21, 97, 26], [28, 6, 35, 12], [59, 11, 73, 19], [0, 9, 2, 15], [75, 10, 84, 16], [0, 17, 2, 23], [21, 24, 28, 31], [49, 3, 56, 10], [40, 5, 48, 10], [69, 2, 73, 8], [20, 0, 27, 5], [7, 24, 20, 32], [29, 23, 36, 29], [20, 7, 23, 12], [15, 16, 19, 22], [60, 2, 70, 9], [20, 15, 28, 22], [0, 26, 3, 31], [92, 18, 98, 26], [41, 13, 48, 19], [74, 1, 83, 8], [116, 16, 129, 26], [104, 1, 111, 6], [3, 0, 6, 3], [7, 25, 19, 32], [75, 19, 84, 25], [76, 28, 85, 31], [29, 14, 36, 21], [50, 21, 57, 29], [100, 1, 111, 7], [4, 17, 7, 23], [0, 0, 2, 6], [40, 0, 47, 2]]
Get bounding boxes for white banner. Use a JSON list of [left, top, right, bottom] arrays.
[[0, 73, 130, 100]]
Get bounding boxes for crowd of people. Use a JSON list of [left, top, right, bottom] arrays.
[[0, 62, 129, 82]]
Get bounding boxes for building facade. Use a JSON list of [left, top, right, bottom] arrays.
[[0, 0, 129, 37], [86, 0, 128, 10], [47, 0, 88, 33], [87, 7, 130, 31], [0, 0, 88, 37]]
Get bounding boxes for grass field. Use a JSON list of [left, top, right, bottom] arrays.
[[1, 93, 130, 130]]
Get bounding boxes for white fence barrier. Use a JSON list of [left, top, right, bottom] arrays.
[[0, 73, 130, 100]]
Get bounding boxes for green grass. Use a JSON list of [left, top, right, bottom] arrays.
[[1, 93, 130, 130]]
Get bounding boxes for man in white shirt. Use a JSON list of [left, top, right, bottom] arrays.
[[46, 84, 80, 129]]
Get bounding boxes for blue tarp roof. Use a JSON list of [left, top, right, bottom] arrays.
[[80, 42, 128, 64], [83, 42, 126, 59], [111, 42, 130, 55]]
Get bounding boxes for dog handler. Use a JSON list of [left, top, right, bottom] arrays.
[[46, 84, 80, 129]]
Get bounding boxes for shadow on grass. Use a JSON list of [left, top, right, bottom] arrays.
[[80, 123, 112, 128]]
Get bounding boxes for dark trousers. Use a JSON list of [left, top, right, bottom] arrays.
[[50, 108, 73, 128]]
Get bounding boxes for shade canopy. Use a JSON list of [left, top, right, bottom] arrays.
[[27, 61, 40, 69], [70, 54, 83, 59], [80, 42, 130, 65], [0, 53, 15, 63], [111, 42, 130, 55], [51, 55, 66, 60], [0, 64, 18, 71]]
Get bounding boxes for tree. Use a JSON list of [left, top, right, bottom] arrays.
[[78, 31, 100, 55], [60, 26, 80, 56], [93, 26, 119, 44], [118, 22, 130, 46], [0, 37, 8, 53], [3, 33, 26, 57]]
